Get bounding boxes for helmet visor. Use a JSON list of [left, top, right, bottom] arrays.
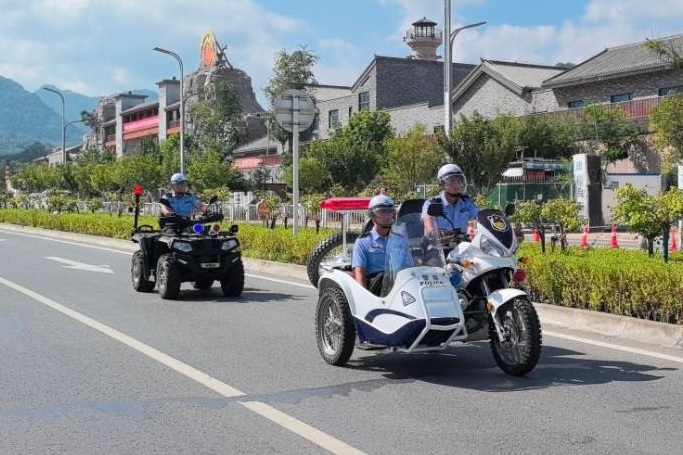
[[372, 207, 396, 217], [440, 174, 465, 186]]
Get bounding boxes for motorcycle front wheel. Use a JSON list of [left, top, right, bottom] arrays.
[[489, 298, 542, 376]]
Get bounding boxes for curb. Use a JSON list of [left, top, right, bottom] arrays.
[[0, 223, 310, 283], [534, 303, 683, 349], [2, 223, 682, 350]]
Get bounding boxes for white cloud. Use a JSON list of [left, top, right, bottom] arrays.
[[0, 0, 306, 106], [448, 0, 683, 67]]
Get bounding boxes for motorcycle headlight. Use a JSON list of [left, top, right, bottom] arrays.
[[173, 241, 192, 253], [222, 239, 238, 251], [480, 237, 506, 257]]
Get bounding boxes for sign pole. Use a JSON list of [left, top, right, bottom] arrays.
[[293, 93, 300, 237]]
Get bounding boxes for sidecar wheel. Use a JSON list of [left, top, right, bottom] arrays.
[[315, 287, 355, 365]]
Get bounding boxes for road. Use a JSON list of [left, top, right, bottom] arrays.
[[1, 228, 682, 455]]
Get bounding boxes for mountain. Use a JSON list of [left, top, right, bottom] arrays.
[[35, 85, 100, 127], [131, 89, 158, 102], [0, 75, 84, 156]]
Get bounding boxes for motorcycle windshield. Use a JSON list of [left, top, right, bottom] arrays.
[[381, 214, 446, 296]]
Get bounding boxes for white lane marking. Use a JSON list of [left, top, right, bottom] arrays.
[[0, 275, 366, 455], [45, 256, 114, 274], [246, 273, 316, 290], [0, 238, 7, 242], [544, 330, 683, 364], [0, 229, 132, 255], [241, 401, 365, 455]]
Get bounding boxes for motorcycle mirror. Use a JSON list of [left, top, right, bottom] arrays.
[[504, 203, 515, 217], [209, 195, 218, 205], [427, 202, 445, 218], [229, 224, 239, 234]]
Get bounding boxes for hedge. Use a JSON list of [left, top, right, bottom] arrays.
[[0, 209, 333, 265], [520, 244, 683, 324]]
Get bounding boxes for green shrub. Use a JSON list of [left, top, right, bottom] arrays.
[[520, 244, 683, 324]]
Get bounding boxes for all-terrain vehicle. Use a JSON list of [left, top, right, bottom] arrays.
[[130, 194, 244, 300]]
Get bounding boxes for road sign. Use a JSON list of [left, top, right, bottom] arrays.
[[273, 89, 316, 237], [273, 89, 316, 133]]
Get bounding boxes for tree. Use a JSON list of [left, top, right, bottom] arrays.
[[250, 163, 272, 192], [190, 81, 243, 154], [576, 103, 643, 165], [540, 198, 583, 251], [380, 124, 443, 197], [612, 184, 683, 259], [80, 110, 101, 134], [518, 115, 577, 159], [264, 46, 319, 149], [644, 38, 683, 73], [649, 94, 683, 172], [264, 45, 319, 104], [186, 148, 237, 192], [442, 112, 520, 195]]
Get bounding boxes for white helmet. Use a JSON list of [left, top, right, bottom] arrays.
[[437, 163, 467, 191], [368, 194, 396, 227], [369, 194, 395, 210], [170, 172, 187, 185]]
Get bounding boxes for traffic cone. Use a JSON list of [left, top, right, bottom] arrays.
[[670, 227, 678, 251], [609, 223, 619, 249], [532, 227, 540, 243], [580, 225, 589, 248]]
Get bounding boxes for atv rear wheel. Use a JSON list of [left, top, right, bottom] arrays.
[[156, 254, 181, 300], [131, 251, 154, 292], [220, 260, 244, 297], [315, 286, 355, 365]]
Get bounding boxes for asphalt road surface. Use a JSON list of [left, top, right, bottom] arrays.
[[1, 228, 682, 455]]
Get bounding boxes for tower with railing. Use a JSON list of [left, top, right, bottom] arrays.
[[403, 17, 443, 60]]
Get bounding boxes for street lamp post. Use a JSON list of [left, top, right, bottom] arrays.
[[42, 87, 66, 164], [443, 0, 486, 136], [153, 47, 185, 174]]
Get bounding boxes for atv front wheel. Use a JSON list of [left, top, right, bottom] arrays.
[[220, 260, 244, 297], [157, 254, 181, 300], [131, 251, 154, 293]]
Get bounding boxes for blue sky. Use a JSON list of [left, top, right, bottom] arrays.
[[1, 0, 682, 108]]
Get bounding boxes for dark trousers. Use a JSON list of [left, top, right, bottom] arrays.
[[366, 272, 385, 296]]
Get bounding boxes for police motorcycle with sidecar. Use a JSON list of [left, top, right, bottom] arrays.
[[130, 189, 244, 300], [310, 197, 541, 376]]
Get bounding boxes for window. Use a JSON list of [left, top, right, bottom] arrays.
[[348, 106, 353, 118], [358, 91, 370, 111], [568, 99, 585, 108], [610, 93, 633, 103], [328, 109, 339, 129], [659, 86, 683, 96]]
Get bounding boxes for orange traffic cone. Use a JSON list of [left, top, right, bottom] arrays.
[[609, 223, 619, 249], [532, 227, 540, 243], [670, 227, 678, 251], [580, 225, 589, 248]]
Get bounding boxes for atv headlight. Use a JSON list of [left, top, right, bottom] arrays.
[[480, 237, 506, 257], [222, 239, 238, 251], [173, 241, 192, 253]]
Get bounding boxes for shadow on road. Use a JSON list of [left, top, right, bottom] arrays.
[[164, 286, 303, 303], [344, 343, 676, 392]]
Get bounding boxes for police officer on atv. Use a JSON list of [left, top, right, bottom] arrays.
[[159, 173, 209, 218]]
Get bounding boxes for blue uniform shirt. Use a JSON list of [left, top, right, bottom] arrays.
[[421, 192, 479, 232], [352, 228, 413, 277], [162, 193, 201, 218]]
